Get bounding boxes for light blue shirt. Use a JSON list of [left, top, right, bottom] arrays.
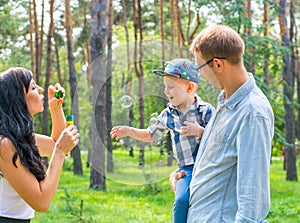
[[188, 74, 274, 223]]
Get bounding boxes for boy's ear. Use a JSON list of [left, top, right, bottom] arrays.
[[187, 82, 195, 93]]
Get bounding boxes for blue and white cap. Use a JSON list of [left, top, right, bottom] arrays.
[[153, 58, 200, 83]]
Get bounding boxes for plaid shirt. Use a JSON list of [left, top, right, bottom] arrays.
[[148, 95, 214, 167]]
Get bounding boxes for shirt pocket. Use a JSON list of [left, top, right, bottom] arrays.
[[204, 130, 229, 164]]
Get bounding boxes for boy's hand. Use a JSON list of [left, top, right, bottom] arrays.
[[181, 121, 203, 138], [110, 126, 129, 140]]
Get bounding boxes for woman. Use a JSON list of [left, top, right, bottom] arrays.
[[0, 67, 79, 222]]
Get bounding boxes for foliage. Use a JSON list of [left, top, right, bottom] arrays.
[[0, 0, 299, 182], [0, 0, 30, 69]]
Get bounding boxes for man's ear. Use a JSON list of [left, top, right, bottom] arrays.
[[214, 58, 224, 72]]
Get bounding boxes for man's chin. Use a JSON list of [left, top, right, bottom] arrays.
[[208, 82, 221, 89], [212, 85, 222, 90]]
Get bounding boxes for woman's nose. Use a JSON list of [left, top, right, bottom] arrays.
[[38, 86, 44, 94]]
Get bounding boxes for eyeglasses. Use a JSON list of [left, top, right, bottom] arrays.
[[196, 57, 226, 71]]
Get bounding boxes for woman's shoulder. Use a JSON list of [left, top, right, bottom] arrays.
[[0, 136, 16, 159], [0, 136, 14, 146]]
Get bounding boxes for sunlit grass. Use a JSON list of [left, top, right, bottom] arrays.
[[267, 159, 300, 223], [32, 154, 299, 223], [34, 170, 174, 223]]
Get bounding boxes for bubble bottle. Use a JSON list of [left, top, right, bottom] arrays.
[[66, 115, 74, 127]]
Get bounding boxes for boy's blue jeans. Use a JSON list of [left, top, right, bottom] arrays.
[[174, 165, 193, 223]]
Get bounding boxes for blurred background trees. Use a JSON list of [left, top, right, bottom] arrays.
[[0, 0, 298, 189]]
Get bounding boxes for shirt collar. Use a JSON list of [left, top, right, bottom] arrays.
[[218, 73, 255, 110]]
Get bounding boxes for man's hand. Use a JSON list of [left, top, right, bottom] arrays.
[[169, 169, 185, 194]]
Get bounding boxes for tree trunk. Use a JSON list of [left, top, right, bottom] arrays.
[[32, 0, 39, 83], [169, 0, 175, 58], [120, 0, 134, 157], [89, 0, 108, 190], [128, 107, 134, 157], [106, 0, 113, 173], [28, 0, 34, 73], [83, 8, 92, 87], [65, 0, 83, 175], [121, 0, 130, 71], [32, 0, 43, 125], [288, 0, 298, 181], [189, 9, 200, 46], [158, 0, 172, 165], [133, 0, 145, 165], [37, 0, 45, 84], [263, 2, 270, 87], [186, 0, 191, 50], [244, 0, 255, 73], [159, 0, 165, 67], [297, 37, 300, 140], [138, 75, 145, 165], [42, 0, 55, 136], [54, 34, 62, 84], [279, 0, 298, 181], [167, 132, 173, 166], [174, 0, 184, 57], [40, 0, 54, 167]]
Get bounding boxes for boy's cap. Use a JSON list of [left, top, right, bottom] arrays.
[[152, 58, 200, 83]]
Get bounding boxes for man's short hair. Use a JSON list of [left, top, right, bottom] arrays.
[[190, 25, 245, 65]]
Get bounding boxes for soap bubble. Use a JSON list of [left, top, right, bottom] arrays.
[[120, 95, 133, 109], [149, 112, 158, 125]]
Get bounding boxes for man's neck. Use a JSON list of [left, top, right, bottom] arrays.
[[223, 66, 249, 100]]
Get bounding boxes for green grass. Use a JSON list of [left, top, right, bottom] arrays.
[[33, 171, 174, 223], [267, 159, 300, 223], [32, 155, 299, 223]]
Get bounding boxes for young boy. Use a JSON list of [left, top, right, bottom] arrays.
[[110, 58, 214, 223]]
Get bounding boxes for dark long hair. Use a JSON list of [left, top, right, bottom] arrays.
[[0, 67, 46, 181]]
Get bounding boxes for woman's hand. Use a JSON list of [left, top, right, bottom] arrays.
[[55, 125, 80, 155], [48, 83, 65, 108], [47, 83, 67, 141]]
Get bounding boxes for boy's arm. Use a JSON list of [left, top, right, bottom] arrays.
[[110, 126, 154, 142]]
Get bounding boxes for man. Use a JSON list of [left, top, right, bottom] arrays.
[[171, 25, 274, 222]]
